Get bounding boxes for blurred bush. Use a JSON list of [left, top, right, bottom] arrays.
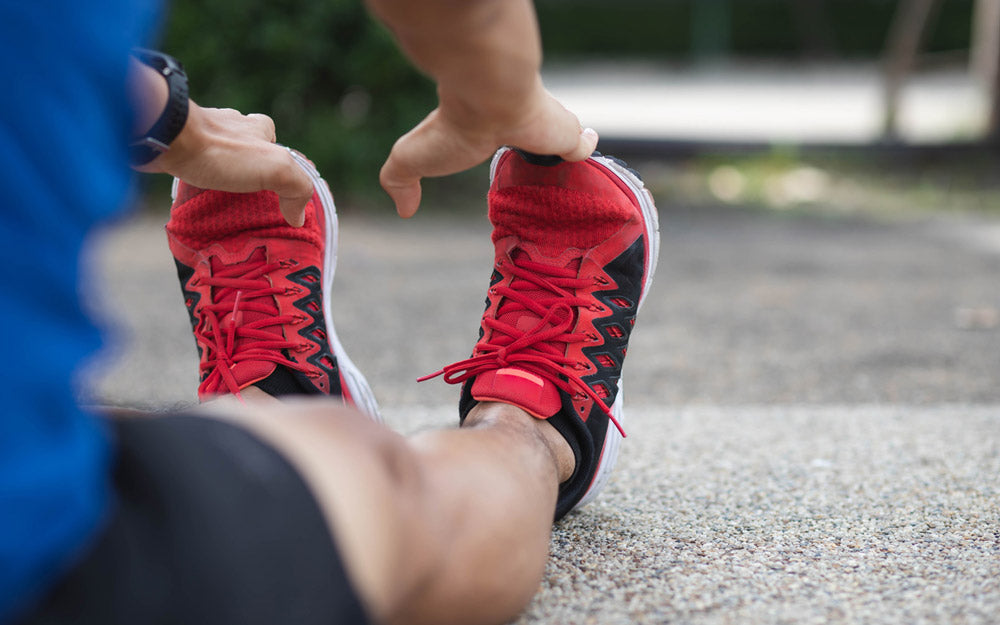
[[163, 0, 435, 199], [535, 0, 975, 59], [159, 0, 977, 200]]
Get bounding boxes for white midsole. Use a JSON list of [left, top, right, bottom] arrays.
[[579, 154, 660, 511], [287, 150, 382, 422]]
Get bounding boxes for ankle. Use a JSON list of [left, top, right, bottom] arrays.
[[464, 402, 575, 484]]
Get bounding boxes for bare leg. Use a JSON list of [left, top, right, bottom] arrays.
[[208, 391, 573, 625]]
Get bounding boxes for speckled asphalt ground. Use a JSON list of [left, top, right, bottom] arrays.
[[88, 189, 1000, 624]]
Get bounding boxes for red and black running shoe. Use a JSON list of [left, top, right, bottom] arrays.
[[422, 147, 659, 520], [165, 150, 379, 420]]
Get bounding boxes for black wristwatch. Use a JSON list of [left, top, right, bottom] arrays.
[[129, 48, 189, 166]]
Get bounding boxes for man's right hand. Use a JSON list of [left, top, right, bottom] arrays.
[[380, 83, 598, 219], [368, 0, 598, 218]]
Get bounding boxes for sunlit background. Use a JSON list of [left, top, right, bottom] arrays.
[[154, 0, 1000, 214], [105, 0, 1000, 410]]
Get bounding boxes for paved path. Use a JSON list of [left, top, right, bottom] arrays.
[[90, 195, 1000, 624], [543, 62, 988, 144]]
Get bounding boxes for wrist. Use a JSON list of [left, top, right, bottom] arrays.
[[437, 73, 546, 135], [134, 100, 203, 173], [128, 49, 189, 167], [129, 61, 170, 137]]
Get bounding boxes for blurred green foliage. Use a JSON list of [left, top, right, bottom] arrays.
[[159, 0, 976, 200], [162, 0, 435, 200], [535, 0, 975, 59]]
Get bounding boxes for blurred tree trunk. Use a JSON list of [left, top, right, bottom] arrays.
[[881, 0, 941, 140], [971, 0, 1000, 143]]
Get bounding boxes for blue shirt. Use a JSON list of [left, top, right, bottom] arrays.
[[0, 1, 161, 620]]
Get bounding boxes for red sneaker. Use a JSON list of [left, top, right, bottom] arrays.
[[165, 151, 379, 420], [422, 148, 659, 520]]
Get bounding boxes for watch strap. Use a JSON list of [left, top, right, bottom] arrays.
[[129, 49, 189, 166]]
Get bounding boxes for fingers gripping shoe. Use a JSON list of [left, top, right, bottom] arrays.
[[422, 148, 659, 520], [165, 151, 380, 420]]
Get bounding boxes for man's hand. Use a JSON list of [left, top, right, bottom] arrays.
[[380, 85, 598, 218], [135, 103, 314, 227], [369, 0, 598, 218]]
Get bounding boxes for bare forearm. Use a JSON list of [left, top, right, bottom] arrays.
[[371, 0, 597, 217], [366, 0, 544, 129]]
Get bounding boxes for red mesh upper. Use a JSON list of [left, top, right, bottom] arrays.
[[488, 186, 632, 256], [166, 187, 323, 251]]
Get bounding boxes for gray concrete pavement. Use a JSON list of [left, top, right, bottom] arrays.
[[88, 194, 1000, 624], [525, 405, 999, 625]]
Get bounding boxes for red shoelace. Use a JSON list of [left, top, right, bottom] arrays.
[[419, 254, 625, 437], [195, 249, 313, 398]]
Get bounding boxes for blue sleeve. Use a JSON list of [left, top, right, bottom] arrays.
[[0, 0, 162, 621]]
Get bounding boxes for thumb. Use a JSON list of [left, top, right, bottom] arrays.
[[379, 122, 435, 219], [379, 158, 423, 219], [379, 108, 499, 218], [278, 193, 310, 228], [266, 147, 314, 227], [558, 127, 600, 162]]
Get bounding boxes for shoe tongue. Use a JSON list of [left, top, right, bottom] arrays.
[[496, 248, 580, 333], [208, 248, 283, 391], [471, 368, 562, 419], [488, 184, 634, 255], [168, 185, 325, 253], [211, 248, 273, 328], [475, 249, 581, 418]]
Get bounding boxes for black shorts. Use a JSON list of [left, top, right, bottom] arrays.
[[19, 414, 370, 625]]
